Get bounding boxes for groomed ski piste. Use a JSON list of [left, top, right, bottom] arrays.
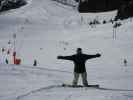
[[0, 0, 133, 100]]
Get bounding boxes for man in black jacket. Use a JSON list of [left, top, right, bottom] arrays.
[[57, 48, 101, 86]]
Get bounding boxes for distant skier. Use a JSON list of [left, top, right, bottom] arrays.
[[33, 59, 37, 66], [57, 48, 101, 86], [123, 59, 127, 66], [2, 48, 5, 52], [5, 58, 8, 64]]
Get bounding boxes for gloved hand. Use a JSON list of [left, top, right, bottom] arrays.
[[96, 53, 101, 57], [57, 56, 63, 59]]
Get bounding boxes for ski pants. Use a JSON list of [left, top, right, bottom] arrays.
[[72, 72, 88, 86]]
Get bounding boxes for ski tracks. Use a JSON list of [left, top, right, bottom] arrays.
[[16, 85, 61, 100], [16, 84, 133, 100]]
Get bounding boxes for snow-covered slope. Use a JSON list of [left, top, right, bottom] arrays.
[[1, 63, 133, 100], [0, 0, 133, 100]]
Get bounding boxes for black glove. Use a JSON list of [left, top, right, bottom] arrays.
[[57, 56, 63, 59], [96, 53, 101, 57]]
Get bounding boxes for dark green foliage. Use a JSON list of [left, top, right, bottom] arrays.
[[0, 0, 27, 12], [115, 0, 133, 20], [103, 20, 107, 24], [78, 0, 124, 13], [113, 22, 122, 28], [89, 19, 100, 26]]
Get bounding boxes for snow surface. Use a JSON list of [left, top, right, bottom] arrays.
[[0, 0, 133, 100]]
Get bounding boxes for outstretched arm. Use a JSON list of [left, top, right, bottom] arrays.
[[57, 55, 74, 60], [85, 53, 101, 59]]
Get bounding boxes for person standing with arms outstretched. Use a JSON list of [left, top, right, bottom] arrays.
[[57, 48, 101, 86]]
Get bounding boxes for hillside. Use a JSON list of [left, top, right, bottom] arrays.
[[0, 0, 133, 100]]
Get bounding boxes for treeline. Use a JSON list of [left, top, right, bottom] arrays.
[[116, 0, 133, 20], [0, 0, 27, 12], [77, 0, 133, 20], [78, 0, 124, 12]]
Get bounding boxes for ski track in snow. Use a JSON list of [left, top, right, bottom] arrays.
[[16, 85, 61, 100], [16, 84, 133, 100], [1, 64, 133, 100]]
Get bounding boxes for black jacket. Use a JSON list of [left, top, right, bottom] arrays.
[[58, 53, 101, 73]]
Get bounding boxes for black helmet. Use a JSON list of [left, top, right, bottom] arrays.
[[77, 48, 82, 54], [77, 48, 82, 51]]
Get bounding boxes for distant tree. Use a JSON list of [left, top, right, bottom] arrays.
[[105, 0, 108, 9], [116, 0, 133, 20], [0, 0, 27, 12], [109, 19, 114, 24], [103, 20, 107, 24], [113, 22, 122, 39]]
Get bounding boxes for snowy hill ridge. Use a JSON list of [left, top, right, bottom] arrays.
[[0, 0, 133, 100]]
